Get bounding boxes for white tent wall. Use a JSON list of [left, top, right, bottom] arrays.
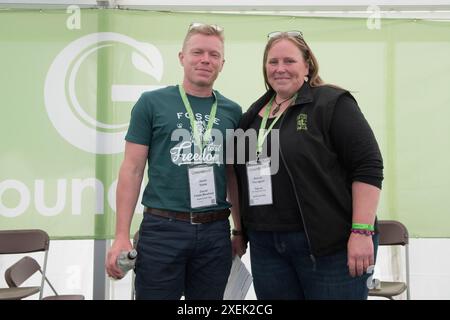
[[1, 1, 449, 300]]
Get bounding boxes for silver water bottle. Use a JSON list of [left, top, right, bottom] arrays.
[[117, 249, 137, 274]]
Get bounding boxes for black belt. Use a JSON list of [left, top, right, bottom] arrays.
[[144, 207, 230, 224]]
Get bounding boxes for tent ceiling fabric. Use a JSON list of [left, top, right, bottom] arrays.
[[1, 1, 450, 19], [1, 0, 450, 10]]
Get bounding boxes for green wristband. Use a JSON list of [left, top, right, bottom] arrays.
[[352, 223, 374, 231]]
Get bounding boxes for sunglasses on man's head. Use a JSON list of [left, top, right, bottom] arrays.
[[188, 22, 224, 32], [267, 31, 304, 39]]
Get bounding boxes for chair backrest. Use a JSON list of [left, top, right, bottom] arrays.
[[377, 220, 409, 246], [0, 229, 49, 254], [5, 256, 41, 287]]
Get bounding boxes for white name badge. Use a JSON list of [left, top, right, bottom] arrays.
[[188, 165, 217, 209], [246, 158, 273, 206]]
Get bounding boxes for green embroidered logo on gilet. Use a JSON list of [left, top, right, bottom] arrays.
[[297, 113, 308, 131]]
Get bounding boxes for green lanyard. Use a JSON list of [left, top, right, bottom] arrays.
[[178, 85, 218, 152], [257, 94, 297, 158]]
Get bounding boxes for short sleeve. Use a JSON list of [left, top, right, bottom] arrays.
[[125, 94, 153, 146]]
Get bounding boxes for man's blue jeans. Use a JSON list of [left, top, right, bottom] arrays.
[[247, 230, 379, 300], [135, 213, 232, 300]]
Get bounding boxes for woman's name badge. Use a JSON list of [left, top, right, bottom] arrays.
[[246, 158, 273, 206], [188, 165, 217, 209]]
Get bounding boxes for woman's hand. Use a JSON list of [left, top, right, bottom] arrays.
[[347, 233, 374, 277], [231, 234, 247, 258]]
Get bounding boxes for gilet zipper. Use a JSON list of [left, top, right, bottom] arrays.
[[278, 107, 317, 270]]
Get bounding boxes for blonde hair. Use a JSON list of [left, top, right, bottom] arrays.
[[182, 23, 225, 52], [263, 33, 324, 91]]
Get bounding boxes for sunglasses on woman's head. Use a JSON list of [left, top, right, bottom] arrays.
[[267, 31, 303, 39]]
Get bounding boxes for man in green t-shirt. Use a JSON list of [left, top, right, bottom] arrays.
[[106, 23, 246, 300]]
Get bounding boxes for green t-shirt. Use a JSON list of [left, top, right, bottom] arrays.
[[126, 85, 242, 212]]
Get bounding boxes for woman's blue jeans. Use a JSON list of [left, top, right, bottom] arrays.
[[247, 230, 379, 300]]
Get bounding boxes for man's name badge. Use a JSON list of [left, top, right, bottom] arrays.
[[246, 158, 273, 206], [188, 165, 217, 209]]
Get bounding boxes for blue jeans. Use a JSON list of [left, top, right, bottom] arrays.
[[135, 213, 232, 300], [247, 230, 379, 300]]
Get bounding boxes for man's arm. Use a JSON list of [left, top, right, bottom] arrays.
[[226, 164, 247, 257], [106, 141, 148, 279]]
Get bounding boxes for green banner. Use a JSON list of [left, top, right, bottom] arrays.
[[1, 9, 449, 238]]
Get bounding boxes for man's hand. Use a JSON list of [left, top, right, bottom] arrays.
[[105, 238, 133, 280]]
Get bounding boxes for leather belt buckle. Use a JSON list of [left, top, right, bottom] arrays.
[[189, 212, 202, 225]]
